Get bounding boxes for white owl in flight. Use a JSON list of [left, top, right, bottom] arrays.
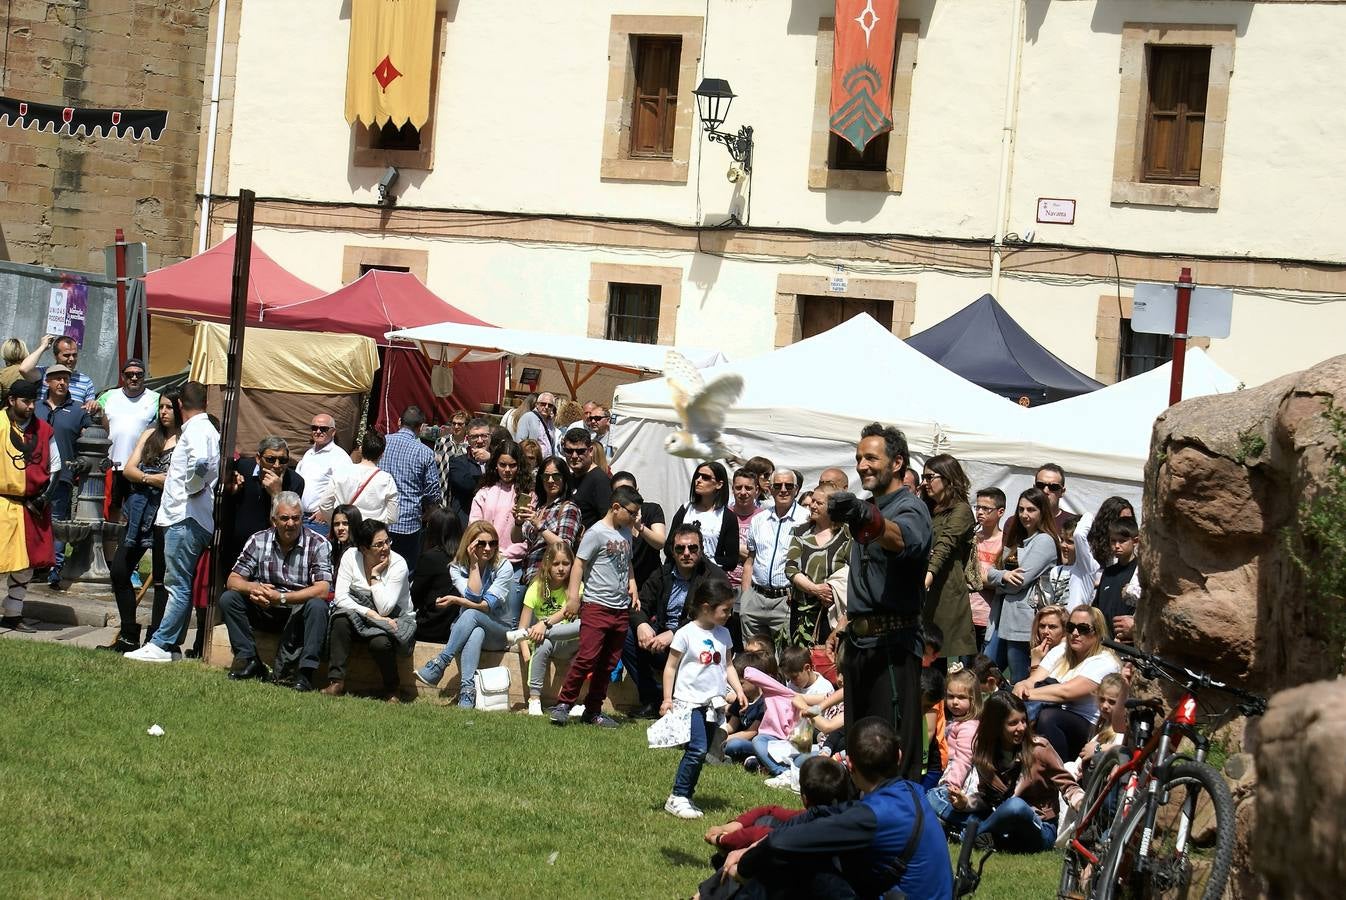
[[662, 349, 744, 461]]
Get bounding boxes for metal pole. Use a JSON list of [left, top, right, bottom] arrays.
[[202, 188, 254, 661], [114, 227, 128, 370], [1168, 267, 1193, 407]]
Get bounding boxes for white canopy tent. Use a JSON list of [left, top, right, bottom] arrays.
[[386, 320, 727, 405], [609, 315, 1239, 519]]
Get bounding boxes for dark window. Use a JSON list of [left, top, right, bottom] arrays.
[[369, 120, 422, 151], [828, 131, 889, 172], [630, 36, 681, 158], [799, 295, 894, 340], [1118, 318, 1173, 380], [1142, 46, 1210, 184], [359, 264, 411, 276], [606, 283, 661, 344]]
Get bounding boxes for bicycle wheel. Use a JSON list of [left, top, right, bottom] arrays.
[[1058, 746, 1127, 899], [1096, 761, 1235, 900]]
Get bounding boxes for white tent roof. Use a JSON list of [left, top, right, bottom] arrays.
[[613, 314, 1026, 463], [1020, 348, 1240, 475], [386, 321, 725, 372]]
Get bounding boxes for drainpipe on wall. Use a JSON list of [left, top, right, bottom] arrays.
[[198, 0, 229, 254], [989, 0, 1025, 298]]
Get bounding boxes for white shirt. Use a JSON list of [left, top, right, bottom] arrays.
[[670, 620, 732, 705], [333, 548, 412, 619], [746, 502, 806, 588], [296, 440, 352, 514], [1066, 510, 1097, 609], [156, 412, 220, 530], [99, 388, 159, 468], [1040, 641, 1122, 725], [682, 504, 726, 562], [318, 462, 399, 526]]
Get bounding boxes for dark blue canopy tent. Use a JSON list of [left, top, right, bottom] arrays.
[[906, 294, 1103, 405]]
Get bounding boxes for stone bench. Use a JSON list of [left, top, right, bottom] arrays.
[[204, 624, 641, 712]]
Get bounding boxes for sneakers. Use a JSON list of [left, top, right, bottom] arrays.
[[764, 771, 800, 792], [582, 712, 621, 729], [415, 660, 446, 687], [504, 628, 529, 647], [527, 698, 543, 716], [664, 794, 704, 819], [549, 702, 571, 726], [124, 642, 178, 663]]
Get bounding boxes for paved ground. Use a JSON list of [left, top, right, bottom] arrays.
[[0, 582, 198, 650]]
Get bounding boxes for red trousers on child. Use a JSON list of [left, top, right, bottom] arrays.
[[557, 603, 629, 716]]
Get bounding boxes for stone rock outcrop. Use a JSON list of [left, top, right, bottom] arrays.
[[1139, 353, 1346, 691], [1254, 678, 1346, 898]]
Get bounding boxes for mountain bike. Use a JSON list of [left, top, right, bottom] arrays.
[[1057, 639, 1266, 900]]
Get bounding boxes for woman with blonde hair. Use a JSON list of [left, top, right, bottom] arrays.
[[1012, 605, 1120, 762], [414, 520, 517, 707], [1028, 604, 1068, 670], [1, 337, 32, 398]]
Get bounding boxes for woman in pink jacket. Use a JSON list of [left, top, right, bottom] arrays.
[[470, 439, 530, 626]]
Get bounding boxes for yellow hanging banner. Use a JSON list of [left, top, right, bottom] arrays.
[[344, 0, 436, 130]]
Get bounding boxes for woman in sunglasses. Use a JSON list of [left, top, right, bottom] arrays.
[[415, 521, 518, 708], [985, 487, 1061, 683], [1011, 605, 1120, 762], [665, 461, 739, 573]]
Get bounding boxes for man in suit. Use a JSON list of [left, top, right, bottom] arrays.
[[444, 416, 492, 526]]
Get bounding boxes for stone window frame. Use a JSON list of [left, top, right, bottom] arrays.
[[1095, 294, 1210, 384], [599, 15, 704, 184], [351, 12, 448, 172], [774, 274, 915, 348], [807, 16, 920, 193], [588, 262, 682, 345], [1110, 22, 1236, 210], [341, 245, 430, 284]]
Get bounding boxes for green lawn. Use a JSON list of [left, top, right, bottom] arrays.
[[0, 641, 1059, 898]]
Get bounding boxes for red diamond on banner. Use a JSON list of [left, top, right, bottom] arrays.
[[372, 55, 402, 92]]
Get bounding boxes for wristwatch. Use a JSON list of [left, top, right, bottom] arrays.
[[277, 588, 288, 604]]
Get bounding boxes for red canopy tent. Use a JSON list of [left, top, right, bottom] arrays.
[[265, 269, 503, 431], [144, 235, 324, 321]]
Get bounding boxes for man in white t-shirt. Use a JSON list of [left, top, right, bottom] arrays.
[[296, 413, 350, 535], [97, 358, 159, 515]]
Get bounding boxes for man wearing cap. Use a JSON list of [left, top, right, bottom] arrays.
[[97, 358, 159, 517], [0, 379, 60, 631], [20, 334, 99, 412], [35, 364, 101, 588]]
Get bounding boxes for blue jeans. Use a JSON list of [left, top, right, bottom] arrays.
[[49, 481, 73, 581], [430, 608, 509, 707], [505, 577, 526, 629], [726, 733, 786, 776], [149, 519, 212, 650], [976, 796, 1057, 851], [672, 707, 712, 800], [927, 784, 971, 832], [987, 632, 1031, 683], [303, 517, 329, 538]]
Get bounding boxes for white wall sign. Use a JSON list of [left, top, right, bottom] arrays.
[[1131, 282, 1234, 339], [1036, 197, 1076, 225], [46, 287, 70, 336], [829, 267, 848, 293]]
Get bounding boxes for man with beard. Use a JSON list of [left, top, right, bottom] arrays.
[[0, 379, 59, 631]]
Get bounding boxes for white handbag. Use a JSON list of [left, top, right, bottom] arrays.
[[474, 665, 511, 711]]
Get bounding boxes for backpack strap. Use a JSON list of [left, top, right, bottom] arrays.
[[877, 780, 928, 889]]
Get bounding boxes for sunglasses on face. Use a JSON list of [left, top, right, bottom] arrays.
[[693, 472, 716, 482], [123, 371, 145, 379], [586, 414, 608, 422], [563, 447, 589, 456], [770, 482, 797, 491], [472, 540, 499, 549], [542, 472, 563, 481], [535, 402, 555, 410], [920, 473, 941, 483], [1035, 481, 1064, 493], [674, 544, 701, 555], [261, 455, 287, 465], [310, 425, 333, 433], [1065, 621, 1095, 635]]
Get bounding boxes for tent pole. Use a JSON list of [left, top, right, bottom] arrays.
[[203, 188, 254, 663], [553, 357, 579, 398], [989, 0, 1025, 298]]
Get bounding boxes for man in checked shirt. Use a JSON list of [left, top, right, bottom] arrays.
[[216, 491, 333, 692]]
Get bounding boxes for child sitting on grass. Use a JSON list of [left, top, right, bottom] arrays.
[[735, 658, 809, 790], [927, 668, 983, 832], [505, 543, 580, 716], [694, 756, 856, 900], [778, 645, 834, 697], [650, 580, 748, 820]]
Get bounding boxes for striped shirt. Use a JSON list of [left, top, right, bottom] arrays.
[[381, 427, 439, 535], [37, 367, 96, 405], [231, 525, 333, 591]]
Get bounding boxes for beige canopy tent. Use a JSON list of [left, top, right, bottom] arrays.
[[185, 321, 378, 454]]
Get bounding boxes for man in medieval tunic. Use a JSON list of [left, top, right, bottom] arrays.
[[1, 379, 60, 631]]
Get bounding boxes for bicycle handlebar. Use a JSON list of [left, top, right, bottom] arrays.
[[1102, 638, 1268, 713]]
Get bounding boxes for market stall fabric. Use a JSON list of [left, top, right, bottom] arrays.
[[144, 235, 324, 323], [906, 293, 1104, 405]]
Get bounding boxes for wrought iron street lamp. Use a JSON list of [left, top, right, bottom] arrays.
[[693, 77, 753, 175]]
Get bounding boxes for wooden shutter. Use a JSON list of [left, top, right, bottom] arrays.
[[799, 296, 894, 340], [1143, 46, 1210, 183], [828, 131, 889, 172], [630, 37, 681, 158]]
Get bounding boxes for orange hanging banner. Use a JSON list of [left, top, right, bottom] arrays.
[[344, 0, 436, 130], [830, 0, 900, 153]]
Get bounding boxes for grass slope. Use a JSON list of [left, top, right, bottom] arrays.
[[0, 642, 1058, 898]]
